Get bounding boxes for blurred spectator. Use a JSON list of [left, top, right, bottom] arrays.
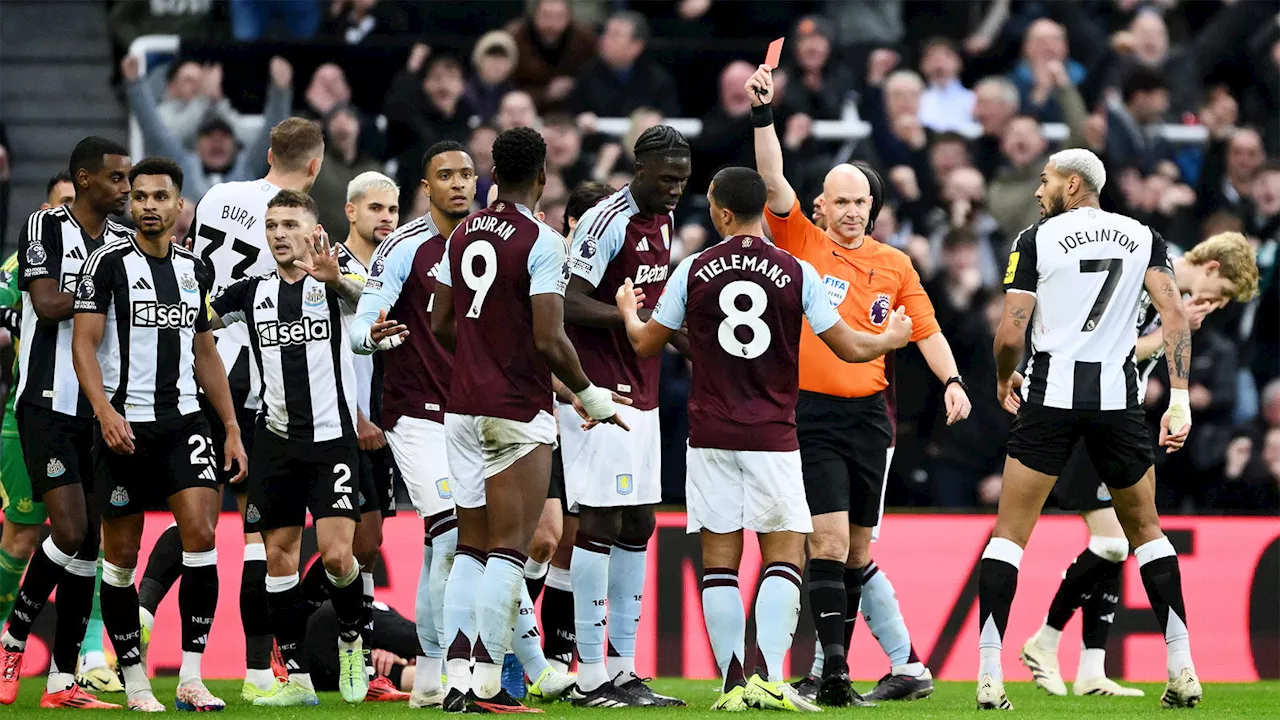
[[928, 132, 973, 188], [124, 55, 294, 201], [303, 63, 383, 160], [1008, 19, 1086, 123], [779, 15, 856, 121], [861, 49, 926, 170], [1106, 66, 1177, 177], [173, 197, 196, 243], [466, 31, 519, 124], [506, 0, 597, 108], [986, 115, 1048, 240], [1120, 165, 1198, 250], [918, 38, 975, 133], [384, 51, 474, 202], [469, 124, 499, 211], [970, 76, 1021, 180], [230, 0, 322, 41], [1207, 427, 1279, 512], [1251, 161, 1280, 241], [543, 113, 592, 188], [693, 61, 757, 195], [922, 167, 1005, 287], [496, 90, 540, 131], [821, 0, 904, 49], [571, 11, 679, 119], [322, 0, 410, 45], [156, 61, 244, 150], [311, 106, 382, 234], [1198, 125, 1267, 223]]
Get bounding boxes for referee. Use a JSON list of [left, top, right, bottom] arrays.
[[747, 65, 970, 705]]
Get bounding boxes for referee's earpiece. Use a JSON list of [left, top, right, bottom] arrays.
[[852, 161, 885, 235]]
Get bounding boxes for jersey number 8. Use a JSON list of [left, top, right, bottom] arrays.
[[718, 280, 771, 359], [461, 240, 498, 318]]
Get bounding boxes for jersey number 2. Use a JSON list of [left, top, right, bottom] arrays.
[[1080, 259, 1123, 332], [718, 281, 771, 359]]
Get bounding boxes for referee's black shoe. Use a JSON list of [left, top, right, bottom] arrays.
[[817, 662, 876, 707], [866, 671, 935, 701]]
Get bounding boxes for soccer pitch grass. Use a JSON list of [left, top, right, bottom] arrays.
[[6, 679, 1278, 717]]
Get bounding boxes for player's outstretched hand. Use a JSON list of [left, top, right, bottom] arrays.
[[368, 308, 409, 351], [615, 278, 647, 317], [746, 65, 774, 106], [574, 390, 633, 430], [224, 427, 248, 483], [1159, 408, 1191, 454], [883, 306, 912, 349], [295, 225, 341, 284], [98, 406, 135, 455]]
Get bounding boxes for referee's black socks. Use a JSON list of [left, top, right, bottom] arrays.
[[807, 558, 848, 674]]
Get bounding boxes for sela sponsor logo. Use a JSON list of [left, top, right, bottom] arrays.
[[869, 292, 891, 326], [823, 275, 849, 307], [256, 317, 330, 347], [634, 263, 669, 285], [132, 300, 199, 329], [61, 272, 80, 293]]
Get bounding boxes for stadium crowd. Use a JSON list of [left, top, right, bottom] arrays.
[[2, 0, 1278, 513]]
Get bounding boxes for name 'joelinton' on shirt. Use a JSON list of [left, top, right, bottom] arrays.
[[1056, 228, 1139, 254]]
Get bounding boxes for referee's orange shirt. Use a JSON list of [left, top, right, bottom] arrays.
[[765, 199, 941, 399]]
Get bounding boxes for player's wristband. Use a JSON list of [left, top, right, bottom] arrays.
[[1167, 388, 1191, 433], [576, 384, 617, 421], [751, 104, 774, 128], [363, 328, 403, 353]]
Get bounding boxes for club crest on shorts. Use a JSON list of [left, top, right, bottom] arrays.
[[869, 293, 891, 326], [823, 275, 848, 306], [304, 285, 326, 306], [15, 498, 33, 514], [616, 473, 634, 495], [46, 458, 66, 478], [1096, 483, 1112, 502], [25, 243, 47, 267], [110, 486, 130, 507], [178, 273, 198, 292], [436, 477, 452, 499], [246, 504, 261, 524]]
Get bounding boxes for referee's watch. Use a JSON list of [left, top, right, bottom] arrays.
[[945, 375, 968, 392]]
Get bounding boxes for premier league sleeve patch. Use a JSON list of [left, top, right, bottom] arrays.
[[579, 236, 597, 259], [25, 242, 47, 267], [869, 292, 891, 326], [75, 276, 96, 301]]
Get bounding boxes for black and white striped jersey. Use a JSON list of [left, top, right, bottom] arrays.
[[187, 179, 282, 411], [17, 205, 132, 417], [335, 244, 380, 422], [1004, 207, 1171, 410], [211, 273, 358, 443], [74, 236, 213, 422]]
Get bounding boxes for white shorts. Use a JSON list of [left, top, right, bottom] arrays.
[[686, 447, 813, 535], [444, 411, 558, 510], [871, 446, 895, 543], [384, 416, 455, 518], [558, 403, 661, 511]]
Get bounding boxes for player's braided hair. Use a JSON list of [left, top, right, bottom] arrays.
[[633, 125, 690, 163], [491, 127, 546, 187]]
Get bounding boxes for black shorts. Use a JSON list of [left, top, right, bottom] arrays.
[[1007, 404, 1152, 490], [1052, 439, 1114, 512], [16, 402, 95, 501], [797, 391, 893, 527], [245, 424, 363, 532], [199, 394, 257, 490], [549, 446, 571, 513], [96, 412, 220, 518], [358, 446, 398, 518]]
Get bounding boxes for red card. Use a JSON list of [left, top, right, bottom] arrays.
[[764, 37, 784, 69]]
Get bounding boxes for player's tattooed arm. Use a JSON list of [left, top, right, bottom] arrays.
[[330, 275, 365, 309], [1144, 265, 1191, 389]]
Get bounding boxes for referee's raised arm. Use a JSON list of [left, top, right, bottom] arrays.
[[746, 65, 797, 216]]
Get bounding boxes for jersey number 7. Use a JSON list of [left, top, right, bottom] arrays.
[[198, 225, 261, 285], [1080, 258, 1123, 332]]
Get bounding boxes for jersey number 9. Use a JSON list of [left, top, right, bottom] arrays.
[[461, 240, 498, 319]]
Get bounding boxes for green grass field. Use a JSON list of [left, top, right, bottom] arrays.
[[6, 679, 1279, 717]]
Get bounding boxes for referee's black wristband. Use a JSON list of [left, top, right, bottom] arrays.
[[751, 104, 774, 128], [945, 375, 968, 392]]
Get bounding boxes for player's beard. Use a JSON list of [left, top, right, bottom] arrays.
[[1043, 193, 1066, 218], [433, 201, 472, 220]]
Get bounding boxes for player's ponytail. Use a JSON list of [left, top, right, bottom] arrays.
[[851, 161, 885, 235]]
